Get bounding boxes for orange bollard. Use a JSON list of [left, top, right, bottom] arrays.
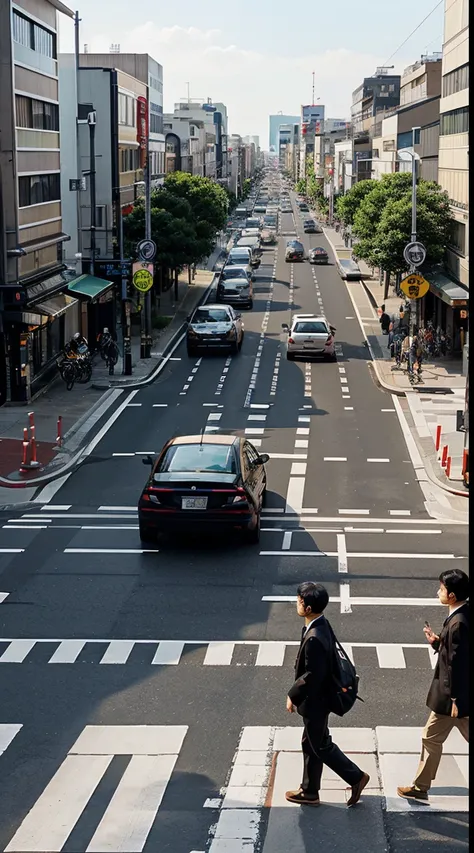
[[435, 425, 442, 452], [446, 456, 452, 478], [19, 428, 29, 471], [56, 415, 63, 447], [462, 448, 469, 475], [441, 445, 448, 467], [28, 425, 41, 468]]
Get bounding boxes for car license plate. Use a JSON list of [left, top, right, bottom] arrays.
[[181, 497, 208, 510]]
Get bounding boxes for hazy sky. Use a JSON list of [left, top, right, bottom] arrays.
[[60, 0, 445, 146]]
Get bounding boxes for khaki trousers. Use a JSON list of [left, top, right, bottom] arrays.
[[413, 710, 469, 792]]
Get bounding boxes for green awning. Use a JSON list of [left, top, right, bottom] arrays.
[[425, 270, 469, 308], [66, 274, 113, 301]]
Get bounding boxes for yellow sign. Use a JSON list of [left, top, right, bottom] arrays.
[[132, 263, 153, 293], [400, 273, 430, 300]]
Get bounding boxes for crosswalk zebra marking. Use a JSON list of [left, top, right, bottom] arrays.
[[4, 725, 188, 853], [0, 723, 22, 755]]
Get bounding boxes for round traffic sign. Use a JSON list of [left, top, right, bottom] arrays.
[[399, 273, 429, 300], [133, 268, 153, 293], [403, 241, 426, 267], [137, 239, 157, 262]]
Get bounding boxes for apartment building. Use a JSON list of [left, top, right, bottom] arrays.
[[0, 0, 79, 404], [268, 115, 299, 152], [438, 0, 469, 289], [350, 69, 401, 181]]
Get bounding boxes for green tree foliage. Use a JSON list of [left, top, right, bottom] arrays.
[[295, 178, 306, 194], [164, 172, 228, 234], [335, 179, 374, 226]]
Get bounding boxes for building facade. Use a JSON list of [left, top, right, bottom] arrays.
[[351, 69, 401, 182], [268, 114, 299, 151], [0, 0, 81, 404]]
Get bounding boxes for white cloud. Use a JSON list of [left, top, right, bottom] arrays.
[[80, 22, 386, 145]]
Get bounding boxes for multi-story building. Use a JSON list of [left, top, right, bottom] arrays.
[[438, 0, 469, 290], [0, 0, 83, 404], [350, 69, 401, 181], [277, 125, 292, 169], [299, 104, 325, 179], [76, 52, 165, 189], [268, 114, 299, 152], [371, 55, 442, 183], [228, 135, 244, 198], [170, 100, 227, 179]]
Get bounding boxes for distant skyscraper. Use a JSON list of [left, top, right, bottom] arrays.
[[243, 135, 260, 150], [269, 115, 299, 150]]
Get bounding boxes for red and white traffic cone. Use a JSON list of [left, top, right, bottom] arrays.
[[28, 423, 41, 469], [435, 425, 442, 452], [19, 428, 30, 472], [56, 415, 63, 448], [441, 445, 448, 468]]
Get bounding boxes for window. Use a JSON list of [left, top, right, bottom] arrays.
[[442, 64, 469, 97], [12, 11, 56, 58], [16, 96, 59, 131], [157, 443, 237, 474], [449, 221, 466, 255], [18, 173, 60, 207], [118, 93, 135, 126], [119, 148, 139, 172], [149, 75, 163, 93], [440, 107, 469, 135], [150, 112, 163, 134]]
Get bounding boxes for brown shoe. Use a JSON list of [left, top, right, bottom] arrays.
[[347, 772, 370, 806], [397, 785, 429, 802], [285, 788, 320, 806]]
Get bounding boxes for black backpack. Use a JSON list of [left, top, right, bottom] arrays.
[[326, 621, 364, 717]]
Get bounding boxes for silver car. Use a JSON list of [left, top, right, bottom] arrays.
[[282, 314, 336, 361], [186, 304, 244, 356], [338, 258, 362, 280], [217, 276, 253, 309]]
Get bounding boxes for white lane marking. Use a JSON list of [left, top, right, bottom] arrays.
[[0, 549, 24, 553], [100, 640, 136, 665], [323, 457, 347, 462], [262, 515, 465, 525], [285, 478, 305, 514], [245, 428, 265, 435], [389, 510, 411, 516], [41, 505, 71, 511], [367, 458, 391, 463], [269, 453, 307, 460], [376, 645, 407, 668], [207, 412, 222, 421], [340, 378, 348, 384], [32, 473, 73, 505], [0, 639, 36, 663], [282, 531, 292, 550], [255, 642, 286, 666], [0, 593, 9, 604], [112, 453, 135, 457], [261, 595, 440, 606], [83, 390, 139, 458], [337, 533, 348, 573], [259, 551, 460, 559], [0, 724, 22, 755], [126, 402, 142, 407], [151, 641, 185, 665], [250, 439, 262, 447], [338, 509, 370, 515], [344, 407, 354, 411], [296, 427, 310, 435], [290, 462, 307, 475], [99, 506, 136, 511], [203, 642, 235, 665], [295, 439, 309, 448], [247, 414, 267, 421], [3, 526, 48, 530], [391, 394, 424, 469], [152, 403, 168, 407], [298, 416, 310, 422], [49, 640, 86, 664], [64, 548, 158, 554], [381, 408, 396, 412], [250, 404, 270, 409], [339, 581, 352, 614]]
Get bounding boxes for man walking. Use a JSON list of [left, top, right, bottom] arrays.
[[398, 569, 469, 802], [285, 581, 370, 806]]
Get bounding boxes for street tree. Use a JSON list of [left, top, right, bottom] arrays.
[[335, 179, 374, 226], [164, 172, 228, 235]]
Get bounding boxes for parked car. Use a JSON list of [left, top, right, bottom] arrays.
[[338, 258, 362, 280], [285, 239, 305, 261], [138, 434, 269, 543], [282, 314, 336, 361], [261, 228, 276, 245], [217, 274, 253, 309], [309, 247, 329, 264], [186, 304, 244, 356]]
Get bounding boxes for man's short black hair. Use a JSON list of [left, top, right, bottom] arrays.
[[439, 569, 469, 602], [297, 582, 329, 614]]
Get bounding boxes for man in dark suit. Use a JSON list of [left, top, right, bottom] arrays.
[[398, 568, 469, 801], [285, 581, 370, 806]]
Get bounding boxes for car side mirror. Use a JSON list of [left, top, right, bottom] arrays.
[[235, 313, 242, 319], [281, 323, 289, 331], [142, 455, 154, 466], [258, 453, 270, 464], [330, 326, 336, 334]]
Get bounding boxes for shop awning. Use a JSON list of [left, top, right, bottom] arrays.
[[33, 293, 78, 318], [66, 274, 114, 301], [425, 270, 469, 307]]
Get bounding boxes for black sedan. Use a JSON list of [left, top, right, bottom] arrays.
[[309, 247, 329, 264], [138, 435, 269, 543], [285, 240, 305, 261]]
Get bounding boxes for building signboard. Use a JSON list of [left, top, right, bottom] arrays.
[[137, 96, 148, 168]]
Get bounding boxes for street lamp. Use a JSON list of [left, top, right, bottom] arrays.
[[397, 126, 421, 339]]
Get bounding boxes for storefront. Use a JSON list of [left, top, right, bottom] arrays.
[[66, 274, 117, 347], [423, 268, 469, 354]]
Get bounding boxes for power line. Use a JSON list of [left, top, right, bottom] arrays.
[[383, 0, 444, 65]]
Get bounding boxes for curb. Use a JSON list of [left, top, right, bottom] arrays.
[[0, 273, 219, 499]]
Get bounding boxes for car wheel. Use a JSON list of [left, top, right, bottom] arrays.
[[139, 522, 155, 544], [245, 510, 260, 544], [286, 352, 295, 360]]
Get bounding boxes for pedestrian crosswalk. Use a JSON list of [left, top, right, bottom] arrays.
[[0, 637, 438, 668], [0, 722, 467, 853]]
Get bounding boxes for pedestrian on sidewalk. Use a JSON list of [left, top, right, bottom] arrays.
[[379, 305, 391, 334], [285, 582, 370, 807], [398, 569, 469, 803]]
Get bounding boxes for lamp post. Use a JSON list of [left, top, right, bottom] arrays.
[[87, 111, 97, 276], [397, 126, 421, 343]]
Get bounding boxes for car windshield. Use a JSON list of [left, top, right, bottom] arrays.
[[287, 241, 303, 249], [312, 248, 326, 254], [192, 308, 230, 323], [223, 268, 247, 279], [158, 443, 237, 473], [293, 321, 328, 334]]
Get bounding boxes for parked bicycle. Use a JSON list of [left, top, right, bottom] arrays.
[[97, 328, 120, 375], [57, 343, 92, 390]]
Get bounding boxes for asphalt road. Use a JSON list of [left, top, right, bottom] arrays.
[[0, 186, 468, 853]]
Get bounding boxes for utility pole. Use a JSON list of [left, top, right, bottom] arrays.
[[87, 111, 97, 276], [143, 130, 152, 357], [312, 71, 315, 105], [74, 12, 82, 263]]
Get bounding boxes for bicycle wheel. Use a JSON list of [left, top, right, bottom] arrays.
[[77, 363, 92, 383], [61, 363, 75, 390], [108, 342, 119, 366]]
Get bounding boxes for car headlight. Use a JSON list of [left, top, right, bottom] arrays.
[[187, 328, 198, 337]]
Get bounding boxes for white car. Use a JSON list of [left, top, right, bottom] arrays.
[[282, 314, 336, 361]]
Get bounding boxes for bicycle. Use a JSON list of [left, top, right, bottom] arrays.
[[98, 334, 120, 375]]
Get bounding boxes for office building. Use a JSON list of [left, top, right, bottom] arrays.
[[269, 114, 299, 151]]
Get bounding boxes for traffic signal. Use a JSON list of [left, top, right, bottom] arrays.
[[0, 286, 26, 308]]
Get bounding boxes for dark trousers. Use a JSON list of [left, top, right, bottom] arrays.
[[302, 713, 363, 794]]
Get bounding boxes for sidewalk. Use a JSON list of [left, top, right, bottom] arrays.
[[323, 224, 468, 499], [0, 246, 222, 491]]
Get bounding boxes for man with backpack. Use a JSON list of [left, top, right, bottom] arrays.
[[285, 581, 370, 806]]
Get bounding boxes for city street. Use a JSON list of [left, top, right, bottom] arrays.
[[0, 197, 468, 852]]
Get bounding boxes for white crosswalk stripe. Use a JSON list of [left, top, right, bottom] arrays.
[[3, 725, 188, 853], [0, 638, 438, 668]]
